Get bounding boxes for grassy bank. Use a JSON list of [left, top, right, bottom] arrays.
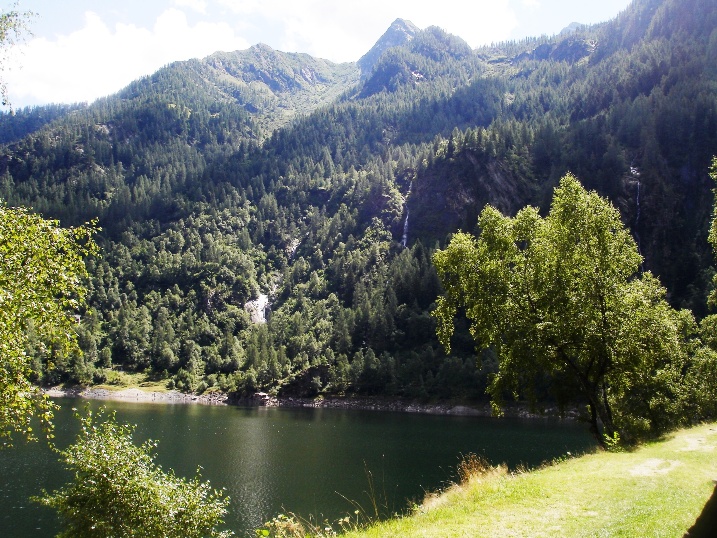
[[92, 368, 173, 392], [44, 369, 229, 404], [338, 422, 717, 537]]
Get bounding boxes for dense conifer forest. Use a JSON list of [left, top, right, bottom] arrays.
[[1, 0, 716, 403]]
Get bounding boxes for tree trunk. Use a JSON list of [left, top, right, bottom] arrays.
[[587, 401, 605, 449], [587, 389, 617, 449]]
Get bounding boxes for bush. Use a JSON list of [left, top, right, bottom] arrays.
[[35, 407, 233, 537]]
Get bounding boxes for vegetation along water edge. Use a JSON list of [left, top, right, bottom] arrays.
[[44, 382, 574, 419], [258, 422, 717, 538]]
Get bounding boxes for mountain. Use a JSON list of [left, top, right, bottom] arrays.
[[559, 22, 584, 35], [357, 18, 421, 77], [196, 44, 360, 133], [0, 0, 715, 400]]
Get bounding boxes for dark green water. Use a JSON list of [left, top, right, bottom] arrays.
[[0, 399, 595, 537]]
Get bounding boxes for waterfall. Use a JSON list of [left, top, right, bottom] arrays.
[[245, 293, 270, 324], [401, 182, 412, 248], [401, 210, 409, 248], [632, 166, 644, 273], [635, 179, 641, 229]]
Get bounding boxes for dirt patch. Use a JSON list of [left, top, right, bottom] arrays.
[[44, 386, 228, 405], [629, 458, 682, 477], [680, 431, 717, 453]]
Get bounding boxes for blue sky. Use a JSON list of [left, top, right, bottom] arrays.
[[2, 0, 633, 109]]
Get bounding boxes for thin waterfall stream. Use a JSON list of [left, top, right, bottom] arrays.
[[631, 165, 644, 273], [401, 182, 412, 248], [401, 210, 409, 248]]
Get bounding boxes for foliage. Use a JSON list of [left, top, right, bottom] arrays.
[[256, 513, 334, 538], [35, 407, 233, 538], [0, 202, 96, 445], [707, 157, 717, 307], [0, 1, 35, 107], [433, 174, 699, 445], [254, 508, 375, 537], [456, 453, 493, 484], [0, 0, 716, 403]]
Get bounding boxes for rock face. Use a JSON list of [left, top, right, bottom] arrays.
[[409, 152, 530, 244], [514, 36, 597, 64], [357, 18, 421, 77], [559, 22, 584, 36], [208, 44, 338, 93]]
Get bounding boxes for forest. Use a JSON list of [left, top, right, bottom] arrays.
[[1, 0, 716, 411]]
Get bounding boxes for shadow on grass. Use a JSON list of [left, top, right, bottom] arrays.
[[684, 482, 717, 537]]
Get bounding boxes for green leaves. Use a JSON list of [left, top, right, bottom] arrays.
[[36, 407, 233, 538], [0, 202, 97, 445], [434, 174, 698, 445], [708, 158, 717, 307]]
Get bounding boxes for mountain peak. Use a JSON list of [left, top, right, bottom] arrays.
[[559, 22, 584, 35], [358, 18, 421, 78], [389, 18, 421, 33]]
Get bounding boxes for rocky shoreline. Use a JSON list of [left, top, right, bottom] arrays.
[[238, 393, 577, 419], [43, 386, 230, 406], [231, 392, 495, 416], [44, 386, 575, 419]]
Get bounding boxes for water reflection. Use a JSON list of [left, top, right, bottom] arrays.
[[223, 408, 277, 528], [0, 399, 595, 537]]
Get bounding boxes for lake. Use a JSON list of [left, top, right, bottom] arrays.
[[0, 398, 595, 537]]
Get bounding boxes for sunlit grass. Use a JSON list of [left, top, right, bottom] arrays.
[[93, 369, 170, 392], [340, 422, 717, 538]]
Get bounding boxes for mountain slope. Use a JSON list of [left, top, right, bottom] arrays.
[[407, 0, 717, 309], [0, 0, 715, 400], [197, 44, 360, 133], [357, 18, 421, 78], [121, 43, 360, 138]]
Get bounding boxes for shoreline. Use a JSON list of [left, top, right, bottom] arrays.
[[43, 386, 229, 406], [43, 385, 577, 419]]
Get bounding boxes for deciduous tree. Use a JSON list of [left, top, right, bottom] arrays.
[[0, 1, 35, 106], [0, 202, 96, 445], [433, 174, 695, 446], [707, 157, 717, 307]]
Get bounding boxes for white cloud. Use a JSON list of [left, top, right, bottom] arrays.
[[4, 7, 248, 107], [3, 0, 522, 107], [522, 0, 541, 8], [174, 0, 208, 14]]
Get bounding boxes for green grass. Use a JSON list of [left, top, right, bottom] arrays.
[[340, 422, 717, 538], [94, 369, 170, 393]]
